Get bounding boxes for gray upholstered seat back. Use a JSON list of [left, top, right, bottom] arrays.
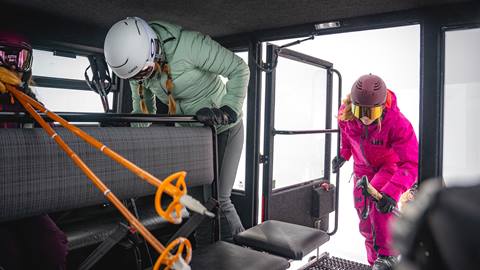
[[0, 126, 214, 222]]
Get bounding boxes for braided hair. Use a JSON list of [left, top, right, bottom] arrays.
[[137, 61, 176, 115]]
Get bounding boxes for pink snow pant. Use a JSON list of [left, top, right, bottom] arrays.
[[353, 177, 398, 265], [0, 215, 68, 270]]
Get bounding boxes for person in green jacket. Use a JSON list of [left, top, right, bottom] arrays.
[[103, 17, 249, 246]]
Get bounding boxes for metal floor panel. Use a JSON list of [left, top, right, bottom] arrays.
[[299, 253, 370, 270]]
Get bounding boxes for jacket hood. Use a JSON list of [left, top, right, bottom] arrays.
[[385, 89, 399, 113]]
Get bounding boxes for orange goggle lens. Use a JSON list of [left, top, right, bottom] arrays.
[[351, 104, 383, 120]]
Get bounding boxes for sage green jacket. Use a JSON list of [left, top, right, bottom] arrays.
[[130, 21, 249, 134]]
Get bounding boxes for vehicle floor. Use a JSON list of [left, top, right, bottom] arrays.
[[299, 253, 371, 270]]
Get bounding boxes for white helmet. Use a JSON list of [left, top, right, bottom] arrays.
[[104, 17, 161, 80]]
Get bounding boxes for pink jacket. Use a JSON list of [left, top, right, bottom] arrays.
[[338, 90, 418, 201]]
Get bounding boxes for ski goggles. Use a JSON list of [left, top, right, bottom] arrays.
[[0, 45, 32, 72], [351, 103, 383, 121], [132, 64, 156, 81], [131, 38, 162, 81]]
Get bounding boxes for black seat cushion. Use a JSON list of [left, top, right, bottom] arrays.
[[60, 196, 189, 250], [190, 241, 289, 270], [234, 220, 330, 260]]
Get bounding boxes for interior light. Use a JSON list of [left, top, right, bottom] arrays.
[[314, 21, 341, 30]]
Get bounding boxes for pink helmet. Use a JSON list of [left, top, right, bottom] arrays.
[[351, 74, 387, 106], [0, 31, 33, 72]]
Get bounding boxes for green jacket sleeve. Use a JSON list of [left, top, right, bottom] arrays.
[[129, 80, 157, 114], [186, 32, 250, 115]]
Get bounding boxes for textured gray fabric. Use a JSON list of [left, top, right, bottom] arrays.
[[269, 182, 318, 228], [0, 126, 214, 222]]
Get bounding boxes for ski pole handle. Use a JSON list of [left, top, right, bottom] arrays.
[[356, 176, 401, 217]]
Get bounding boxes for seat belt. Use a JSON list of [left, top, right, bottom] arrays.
[[79, 222, 131, 270], [167, 197, 218, 244]]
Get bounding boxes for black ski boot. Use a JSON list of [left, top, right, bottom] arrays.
[[372, 255, 398, 270]]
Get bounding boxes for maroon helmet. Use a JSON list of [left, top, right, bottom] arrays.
[[0, 32, 33, 72], [351, 74, 387, 106]]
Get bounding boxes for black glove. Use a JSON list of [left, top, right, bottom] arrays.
[[331, 156, 346, 173], [376, 193, 397, 213], [195, 106, 237, 126]]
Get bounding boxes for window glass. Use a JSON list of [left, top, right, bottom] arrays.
[[274, 58, 327, 131], [443, 28, 480, 186], [32, 50, 90, 80], [273, 134, 325, 189], [31, 49, 111, 112], [34, 87, 113, 113], [270, 56, 328, 188]]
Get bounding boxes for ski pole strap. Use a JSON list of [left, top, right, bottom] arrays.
[[166, 197, 218, 244], [79, 222, 131, 270], [361, 193, 370, 220]]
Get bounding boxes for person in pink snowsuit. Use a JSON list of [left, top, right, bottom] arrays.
[[332, 74, 418, 270]]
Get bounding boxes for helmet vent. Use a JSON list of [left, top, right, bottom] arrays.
[[356, 81, 363, 90], [134, 20, 141, 35], [350, 74, 386, 106]]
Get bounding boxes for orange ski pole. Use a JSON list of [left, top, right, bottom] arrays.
[[6, 84, 192, 269], [9, 86, 213, 224]]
